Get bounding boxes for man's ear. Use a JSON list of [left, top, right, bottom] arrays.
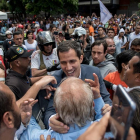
[[104, 50, 107, 56], [3, 112, 14, 129], [121, 63, 126, 69], [14, 60, 20, 67], [135, 73, 140, 83], [80, 55, 83, 64]]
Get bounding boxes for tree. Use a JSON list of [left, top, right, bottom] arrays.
[[24, 0, 78, 17], [0, 0, 9, 11], [8, 0, 27, 21]]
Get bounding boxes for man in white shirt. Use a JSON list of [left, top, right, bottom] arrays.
[[31, 31, 59, 76], [53, 18, 59, 28], [128, 24, 140, 49]]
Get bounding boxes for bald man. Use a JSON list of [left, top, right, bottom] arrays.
[[20, 76, 105, 140]]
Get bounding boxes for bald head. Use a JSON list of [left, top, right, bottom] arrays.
[[54, 77, 94, 127], [106, 38, 116, 55]]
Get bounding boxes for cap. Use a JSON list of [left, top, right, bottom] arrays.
[[58, 31, 65, 36], [37, 28, 43, 33], [31, 25, 36, 29], [6, 46, 33, 62], [18, 24, 23, 29], [72, 27, 86, 36], [35, 24, 40, 28], [5, 30, 12, 35]]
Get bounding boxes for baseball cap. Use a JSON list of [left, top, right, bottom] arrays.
[[6, 46, 34, 62], [58, 31, 65, 36]]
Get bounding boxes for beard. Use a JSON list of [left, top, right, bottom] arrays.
[[12, 110, 21, 130]]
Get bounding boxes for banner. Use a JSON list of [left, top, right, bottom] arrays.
[[98, 0, 112, 24]]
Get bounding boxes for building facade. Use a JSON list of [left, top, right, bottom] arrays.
[[78, 0, 139, 16]]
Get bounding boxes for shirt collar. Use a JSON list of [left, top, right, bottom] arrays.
[[126, 86, 140, 92], [68, 121, 91, 133], [9, 69, 27, 78], [78, 69, 81, 79]]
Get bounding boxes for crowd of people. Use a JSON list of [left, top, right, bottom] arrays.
[[0, 12, 140, 140]]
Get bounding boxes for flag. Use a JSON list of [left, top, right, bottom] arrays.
[[98, 0, 112, 24]]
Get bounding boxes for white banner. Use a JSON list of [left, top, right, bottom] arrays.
[[98, 0, 112, 24]]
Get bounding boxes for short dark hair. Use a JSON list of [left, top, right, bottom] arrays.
[[91, 40, 107, 53], [50, 24, 56, 31], [133, 52, 140, 74], [57, 40, 81, 59], [13, 31, 22, 38], [107, 28, 115, 33], [131, 38, 140, 46], [26, 30, 33, 39], [98, 27, 104, 31], [0, 90, 13, 125], [116, 50, 136, 73], [87, 20, 92, 25]]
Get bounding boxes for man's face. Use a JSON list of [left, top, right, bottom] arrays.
[[98, 28, 104, 36], [135, 26, 140, 34], [13, 34, 23, 46], [123, 56, 140, 88], [59, 34, 65, 42], [18, 57, 31, 70], [32, 28, 35, 32], [107, 30, 115, 38], [44, 44, 53, 54], [131, 45, 140, 52], [59, 49, 83, 77], [52, 27, 56, 34], [7, 34, 12, 39], [91, 44, 106, 65], [106, 39, 116, 55], [76, 23, 81, 27]]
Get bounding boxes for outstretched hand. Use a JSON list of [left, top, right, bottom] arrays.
[[85, 73, 100, 99], [19, 98, 38, 125]]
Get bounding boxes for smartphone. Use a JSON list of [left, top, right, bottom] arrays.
[[54, 31, 58, 35], [105, 85, 136, 140]]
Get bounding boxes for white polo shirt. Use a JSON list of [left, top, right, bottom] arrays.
[[128, 32, 140, 49], [31, 48, 59, 75]]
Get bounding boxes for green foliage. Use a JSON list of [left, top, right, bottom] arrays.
[[0, 0, 9, 11], [0, 0, 78, 17], [24, 0, 78, 15]]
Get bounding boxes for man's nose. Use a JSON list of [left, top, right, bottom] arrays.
[[66, 63, 72, 70], [94, 53, 98, 58]]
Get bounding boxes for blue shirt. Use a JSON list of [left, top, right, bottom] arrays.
[[20, 97, 104, 140]]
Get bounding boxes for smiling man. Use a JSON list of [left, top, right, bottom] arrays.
[[44, 40, 112, 129]]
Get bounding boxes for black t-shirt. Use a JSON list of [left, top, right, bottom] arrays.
[[3, 39, 14, 53], [5, 70, 31, 100], [95, 35, 107, 41]]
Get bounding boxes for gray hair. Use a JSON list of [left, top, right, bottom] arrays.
[[54, 77, 94, 127]]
